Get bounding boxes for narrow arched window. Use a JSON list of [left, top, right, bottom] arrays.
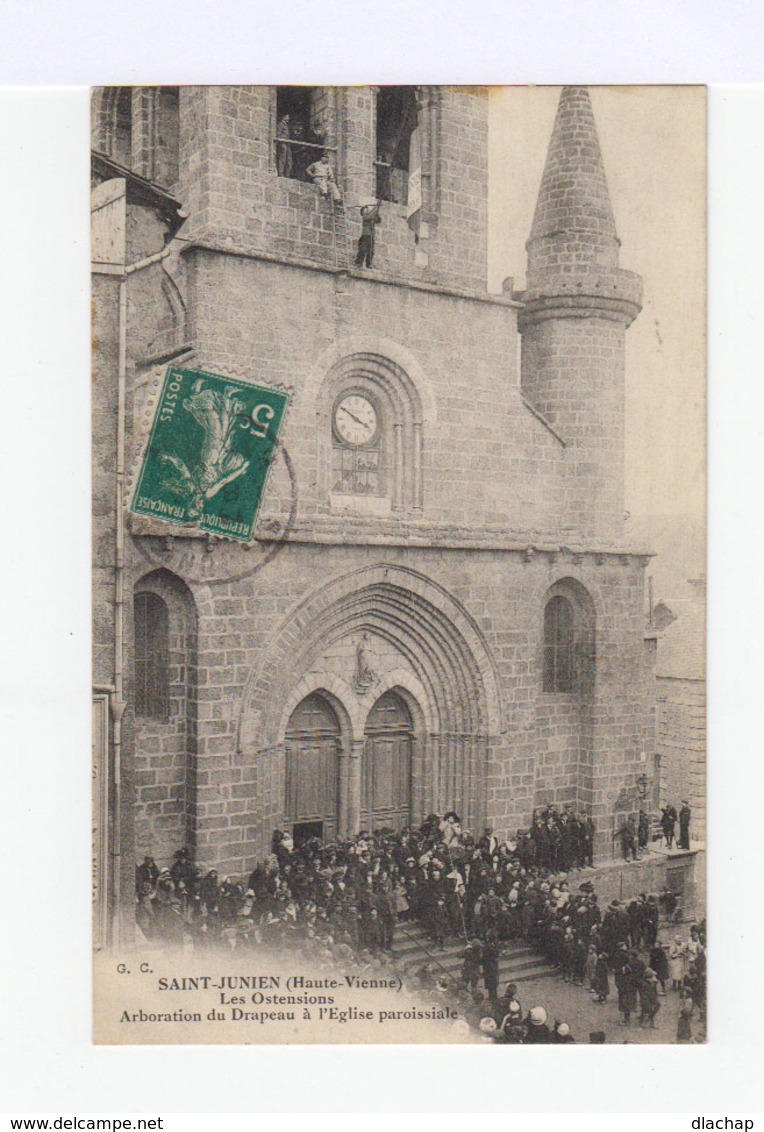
[[134, 592, 170, 719], [543, 595, 574, 692], [274, 86, 332, 183], [112, 88, 132, 167], [155, 87, 180, 186], [375, 87, 418, 204]]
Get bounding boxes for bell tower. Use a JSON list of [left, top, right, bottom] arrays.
[[175, 85, 490, 293], [519, 86, 643, 545]]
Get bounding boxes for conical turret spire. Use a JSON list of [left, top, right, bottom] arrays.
[[527, 86, 620, 280]]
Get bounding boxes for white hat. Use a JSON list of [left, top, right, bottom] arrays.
[[529, 1006, 547, 1026], [479, 1016, 497, 1033], [557, 1023, 570, 1037]]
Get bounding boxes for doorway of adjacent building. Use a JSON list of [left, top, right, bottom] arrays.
[[284, 693, 340, 839], [362, 690, 413, 832]]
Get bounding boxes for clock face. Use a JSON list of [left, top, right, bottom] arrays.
[[334, 394, 379, 447]]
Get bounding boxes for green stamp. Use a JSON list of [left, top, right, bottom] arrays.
[[130, 367, 290, 543]]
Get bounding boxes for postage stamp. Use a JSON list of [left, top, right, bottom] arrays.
[[129, 366, 290, 543]]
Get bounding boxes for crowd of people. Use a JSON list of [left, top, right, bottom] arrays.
[[134, 805, 705, 1043]]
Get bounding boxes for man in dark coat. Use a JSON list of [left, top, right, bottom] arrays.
[[615, 815, 638, 861], [593, 951, 611, 1003], [627, 896, 642, 949], [638, 810, 650, 852], [136, 855, 159, 894], [355, 201, 382, 268], [459, 939, 483, 992], [661, 805, 677, 849], [601, 900, 629, 956], [558, 813, 574, 872], [582, 814, 596, 867], [615, 946, 639, 1025], [649, 939, 670, 995], [375, 870, 397, 950], [170, 848, 195, 892], [481, 932, 501, 1003], [643, 895, 660, 949], [678, 801, 692, 849], [638, 968, 661, 1028]]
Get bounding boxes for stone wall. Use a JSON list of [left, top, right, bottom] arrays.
[[657, 676, 706, 840], [521, 316, 627, 544], [175, 248, 567, 537], [590, 850, 704, 925], [122, 537, 651, 876]]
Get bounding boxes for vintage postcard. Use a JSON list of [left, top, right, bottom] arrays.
[[91, 84, 706, 1045]]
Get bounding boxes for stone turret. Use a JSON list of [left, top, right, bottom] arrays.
[[519, 86, 642, 545]]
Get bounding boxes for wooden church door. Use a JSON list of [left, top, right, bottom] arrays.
[[362, 690, 413, 832], [284, 693, 340, 842]]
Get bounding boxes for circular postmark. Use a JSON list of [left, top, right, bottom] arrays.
[[131, 446, 299, 586]]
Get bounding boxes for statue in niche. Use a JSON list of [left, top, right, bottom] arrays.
[[355, 632, 378, 695]]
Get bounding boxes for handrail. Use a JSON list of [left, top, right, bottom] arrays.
[[274, 138, 337, 152]]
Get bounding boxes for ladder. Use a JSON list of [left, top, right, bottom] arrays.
[[329, 194, 351, 270]]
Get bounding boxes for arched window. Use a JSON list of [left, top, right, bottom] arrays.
[[375, 87, 418, 204], [112, 88, 132, 167], [134, 592, 170, 719], [274, 86, 334, 183], [155, 86, 180, 187], [543, 595, 574, 693]]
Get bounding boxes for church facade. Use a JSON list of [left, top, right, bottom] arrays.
[[91, 85, 655, 945]]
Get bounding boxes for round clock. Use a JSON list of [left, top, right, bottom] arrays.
[[334, 394, 379, 447]]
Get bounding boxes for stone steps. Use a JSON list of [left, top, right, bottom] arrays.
[[391, 921, 556, 984]]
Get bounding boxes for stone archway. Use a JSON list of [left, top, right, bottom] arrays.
[[238, 564, 504, 839]]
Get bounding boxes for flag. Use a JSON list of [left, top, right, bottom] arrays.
[[406, 126, 422, 241]]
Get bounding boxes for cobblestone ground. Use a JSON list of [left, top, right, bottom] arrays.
[[492, 932, 705, 1046], [504, 971, 695, 1045]]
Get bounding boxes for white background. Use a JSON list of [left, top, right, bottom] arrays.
[[1, 0, 763, 1115]]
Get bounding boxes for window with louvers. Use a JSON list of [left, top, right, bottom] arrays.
[[134, 592, 170, 719]]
